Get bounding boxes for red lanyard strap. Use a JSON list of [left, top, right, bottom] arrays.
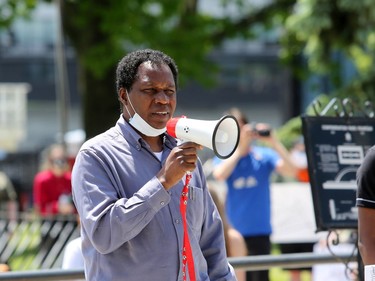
[[180, 173, 196, 281]]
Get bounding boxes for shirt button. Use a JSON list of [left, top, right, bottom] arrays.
[[160, 201, 165, 206], [175, 219, 180, 224], [136, 145, 141, 150]]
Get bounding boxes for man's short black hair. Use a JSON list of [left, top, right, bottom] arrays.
[[116, 49, 179, 95]]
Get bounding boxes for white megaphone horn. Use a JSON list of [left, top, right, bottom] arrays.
[[166, 115, 240, 159]]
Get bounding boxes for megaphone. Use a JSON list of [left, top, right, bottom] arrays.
[[166, 115, 240, 159]]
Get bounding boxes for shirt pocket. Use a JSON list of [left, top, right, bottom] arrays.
[[186, 185, 204, 236]]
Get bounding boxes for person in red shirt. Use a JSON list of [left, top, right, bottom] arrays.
[[290, 137, 310, 183], [33, 143, 75, 216]]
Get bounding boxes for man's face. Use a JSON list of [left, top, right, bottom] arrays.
[[125, 61, 176, 129]]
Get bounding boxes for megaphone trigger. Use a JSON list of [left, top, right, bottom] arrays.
[[166, 115, 240, 159]]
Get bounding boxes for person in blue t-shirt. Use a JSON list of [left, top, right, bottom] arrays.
[[212, 107, 297, 281]]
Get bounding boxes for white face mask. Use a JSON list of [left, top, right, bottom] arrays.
[[124, 91, 166, 137]]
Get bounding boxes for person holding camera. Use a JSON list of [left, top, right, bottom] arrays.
[[212, 107, 297, 281]]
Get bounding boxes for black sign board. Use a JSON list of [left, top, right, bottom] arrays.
[[302, 115, 375, 230]]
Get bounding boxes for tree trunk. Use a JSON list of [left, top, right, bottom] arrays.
[[61, 1, 120, 139], [81, 66, 119, 139]]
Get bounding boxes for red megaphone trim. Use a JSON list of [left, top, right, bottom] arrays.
[[166, 116, 186, 138]]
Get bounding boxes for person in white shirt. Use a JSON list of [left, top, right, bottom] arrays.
[[62, 236, 84, 281], [62, 237, 84, 269]]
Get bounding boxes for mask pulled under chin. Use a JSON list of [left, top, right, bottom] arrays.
[[129, 113, 166, 137]]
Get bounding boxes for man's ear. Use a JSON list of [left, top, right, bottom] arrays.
[[118, 88, 128, 105]]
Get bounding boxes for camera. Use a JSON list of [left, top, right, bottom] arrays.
[[250, 122, 271, 137], [256, 128, 271, 137]]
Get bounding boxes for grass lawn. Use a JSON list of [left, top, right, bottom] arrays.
[[269, 245, 312, 281], [270, 267, 312, 281]]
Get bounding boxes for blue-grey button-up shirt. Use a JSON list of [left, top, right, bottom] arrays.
[[72, 116, 236, 281]]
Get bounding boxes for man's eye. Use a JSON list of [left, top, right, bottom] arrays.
[[143, 89, 155, 94], [143, 89, 175, 95], [165, 90, 175, 95]]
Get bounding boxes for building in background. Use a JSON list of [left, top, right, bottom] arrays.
[[0, 83, 30, 151], [0, 2, 80, 152]]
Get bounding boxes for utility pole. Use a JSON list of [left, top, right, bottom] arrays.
[[54, 0, 70, 145]]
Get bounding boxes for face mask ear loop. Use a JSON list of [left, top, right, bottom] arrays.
[[124, 103, 132, 121], [124, 90, 136, 120]]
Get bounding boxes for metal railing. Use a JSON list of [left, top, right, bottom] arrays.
[[0, 252, 357, 280], [0, 212, 79, 270]]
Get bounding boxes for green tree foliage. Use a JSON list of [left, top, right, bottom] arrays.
[[0, 0, 36, 26], [1, 0, 297, 137], [276, 94, 331, 148], [280, 0, 375, 104], [58, 0, 295, 138], [2, 0, 374, 140]]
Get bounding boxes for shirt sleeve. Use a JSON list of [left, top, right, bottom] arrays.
[[357, 147, 375, 208], [72, 149, 171, 254]]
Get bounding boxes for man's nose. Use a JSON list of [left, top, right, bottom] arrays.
[[155, 90, 170, 104]]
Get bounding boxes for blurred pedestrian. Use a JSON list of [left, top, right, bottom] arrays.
[[212, 107, 297, 281], [279, 136, 313, 281], [62, 235, 85, 281], [290, 136, 309, 183], [62, 213, 84, 281], [0, 170, 18, 219], [33, 143, 75, 216], [208, 182, 247, 281], [0, 171, 17, 203]]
